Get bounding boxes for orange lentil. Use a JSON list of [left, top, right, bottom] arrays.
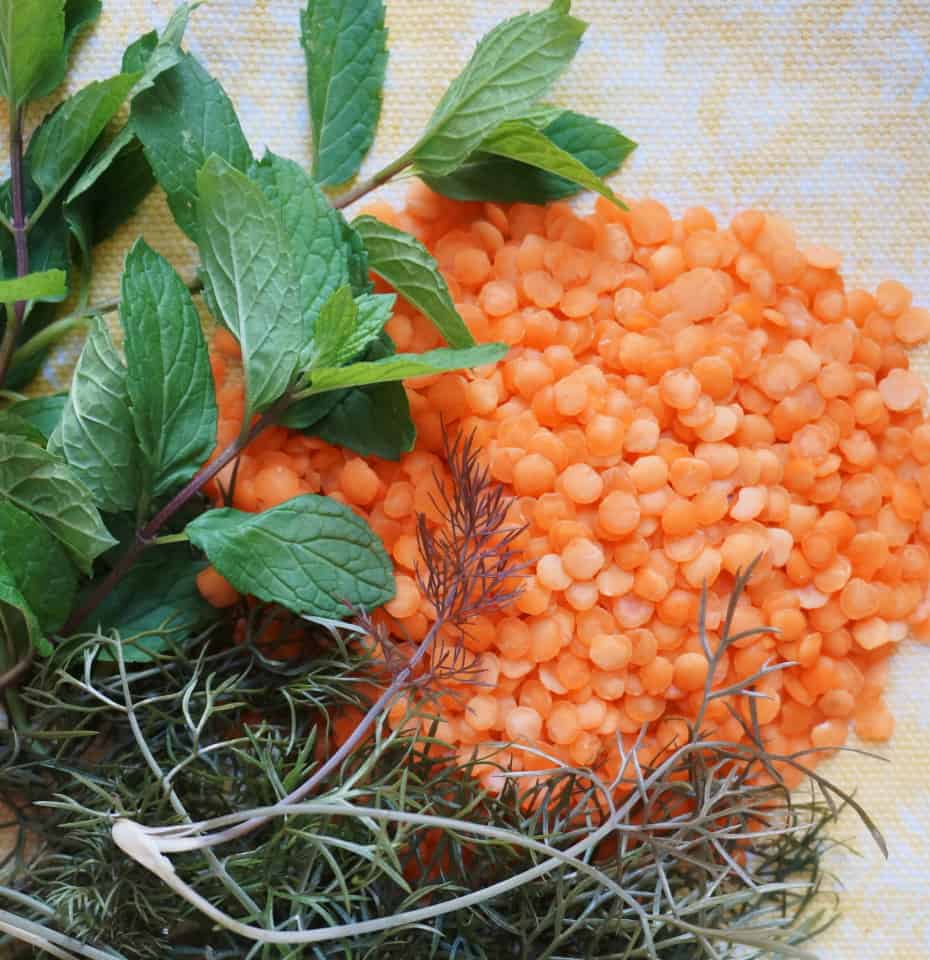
[[204, 185, 930, 789], [196, 566, 239, 608]]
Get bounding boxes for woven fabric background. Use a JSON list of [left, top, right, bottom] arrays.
[[11, 0, 930, 955]]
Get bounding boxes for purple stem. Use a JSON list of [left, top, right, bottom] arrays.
[[0, 108, 31, 385]]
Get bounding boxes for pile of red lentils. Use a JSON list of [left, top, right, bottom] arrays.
[[199, 182, 930, 791]]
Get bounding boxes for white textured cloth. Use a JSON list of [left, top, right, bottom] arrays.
[[16, 0, 930, 955]]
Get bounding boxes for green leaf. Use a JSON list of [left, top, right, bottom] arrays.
[[0, 501, 77, 633], [353, 215, 474, 348], [478, 119, 624, 207], [314, 381, 414, 460], [120, 239, 217, 496], [342, 213, 373, 295], [186, 495, 394, 619], [412, 6, 585, 176], [0, 434, 116, 573], [519, 102, 565, 129], [0, 411, 46, 444], [424, 109, 636, 204], [131, 53, 253, 240], [289, 331, 416, 459], [84, 135, 156, 244], [0, 0, 65, 106], [0, 269, 67, 305], [301, 0, 388, 187], [32, 0, 102, 100], [77, 544, 212, 660], [66, 5, 192, 210], [26, 73, 138, 215], [251, 152, 352, 359], [197, 156, 303, 416], [122, 30, 157, 74], [48, 318, 141, 514], [62, 193, 92, 307], [303, 343, 506, 394], [280, 390, 347, 431], [543, 109, 636, 179], [311, 286, 394, 368], [5, 394, 66, 439], [127, 3, 193, 95], [0, 556, 48, 656]]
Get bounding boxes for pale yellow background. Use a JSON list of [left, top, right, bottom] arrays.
[[14, 0, 930, 955]]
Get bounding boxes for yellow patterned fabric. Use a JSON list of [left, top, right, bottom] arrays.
[[12, 0, 930, 954]]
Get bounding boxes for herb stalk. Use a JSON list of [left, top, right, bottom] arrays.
[[331, 155, 413, 210], [0, 108, 31, 385]]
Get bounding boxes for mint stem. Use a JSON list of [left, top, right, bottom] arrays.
[[330, 156, 412, 210], [0, 108, 31, 386], [60, 393, 293, 636]]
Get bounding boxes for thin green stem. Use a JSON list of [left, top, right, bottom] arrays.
[[330, 155, 413, 210], [153, 532, 189, 547], [0, 210, 13, 234], [11, 311, 96, 366]]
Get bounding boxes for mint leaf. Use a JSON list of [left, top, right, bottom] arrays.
[[66, 5, 192, 210], [62, 193, 93, 306], [78, 544, 212, 661], [301, 0, 388, 186], [315, 381, 414, 460], [32, 0, 102, 100], [295, 332, 416, 459], [251, 152, 352, 359], [122, 31, 157, 74], [127, 2, 193, 95], [342, 214, 373, 296], [197, 156, 303, 416], [132, 53, 252, 240], [280, 390, 347, 431], [186, 495, 394, 619], [0, 411, 46, 444], [424, 109, 635, 203], [48, 318, 141, 514], [0, 269, 67, 305], [0, 556, 48, 656], [120, 239, 217, 496], [353, 215, 475, 348], [412, 6, 585, 177], [0, 501, 77, 633], [0, 434, 116, 573], [543, 109, 636, 179], [82, 136, 155, 244], [304, 343, 506, 394], [0, 0, 65, 106], [26, 73, 138, 213], [311, 286, 394, 368], [478, 120, 624, 207], [6, 394, 66, 439]]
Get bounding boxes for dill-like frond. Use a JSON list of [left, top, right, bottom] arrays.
[[0, 570, 881, 958]]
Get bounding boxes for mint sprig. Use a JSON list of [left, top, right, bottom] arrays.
[[0, 0, 634, 660]]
